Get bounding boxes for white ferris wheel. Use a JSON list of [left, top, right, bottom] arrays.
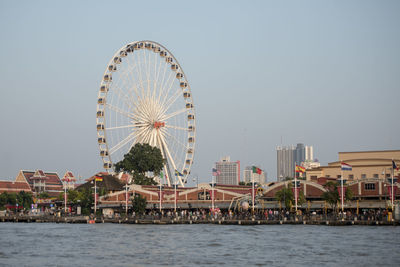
[[96, 40, 196, 187]]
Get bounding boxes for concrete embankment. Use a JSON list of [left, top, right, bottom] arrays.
[[1, 215, 399, 226]]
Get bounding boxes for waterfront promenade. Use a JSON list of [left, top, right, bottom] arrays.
[[1, 214, 398, 226]]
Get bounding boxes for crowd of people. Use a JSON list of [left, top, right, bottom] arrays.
[[119, 208, 395, 222]]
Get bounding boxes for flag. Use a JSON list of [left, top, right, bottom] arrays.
[[341, 162, 352, 171], [252, 166, 262, 174], [175, 170, 183, 176], [295, 165, 305, 173], [95, 175, 103, 182], [212, 168, 221, 176], [393, 160, 399, 171]]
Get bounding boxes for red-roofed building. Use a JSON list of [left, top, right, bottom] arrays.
[[62, 171, 77, 190], [99, 183, 253, 210], [0, 180, 32, 194], [15, 170, 63, 197]]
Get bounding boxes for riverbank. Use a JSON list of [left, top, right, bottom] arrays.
[[1, 215, 399, 226]]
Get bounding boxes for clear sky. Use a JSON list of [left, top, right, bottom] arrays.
[[0, 0, 399, 184]]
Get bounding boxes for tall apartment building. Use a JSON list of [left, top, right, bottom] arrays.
[[243, 166, 267, 184], [215, 156, 240, 185], [277, 143, 314, 181]]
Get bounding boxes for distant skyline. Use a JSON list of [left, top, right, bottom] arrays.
[[1, 0, 399, 185]]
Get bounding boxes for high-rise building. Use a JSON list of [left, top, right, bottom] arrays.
[[277, 145, 295, 181], [215, 156, 240, 185], [305, 146, 313, 161], [243, 166, 267, 184], [277, 143, 314, 181]]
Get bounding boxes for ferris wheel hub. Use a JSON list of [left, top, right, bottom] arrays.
[[153, 121, 165, 129]]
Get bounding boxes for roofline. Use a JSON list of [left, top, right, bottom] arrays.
[[20, 170, 60, 176], [339, 149, 400, 154], [312, 163, 398, 169]]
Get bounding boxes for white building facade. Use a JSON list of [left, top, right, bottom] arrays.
[[215, 156, 240, 185], [243, 166, 266, 184]]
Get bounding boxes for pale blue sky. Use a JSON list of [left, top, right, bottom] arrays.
[[0, 0, 399, 184]]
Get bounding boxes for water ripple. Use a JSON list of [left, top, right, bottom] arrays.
[[0, 223, 399, 266]]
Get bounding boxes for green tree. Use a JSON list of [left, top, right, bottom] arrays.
[[17, 191, 33, 210], [77, 188, 94, 215], [275, 184, 305, 210], [275, 186, 293, 209], [38, 191, 50, 199], [0, 192, 10, 209], [131, 194, 147, 215], [322, 181, 353, 211], [114, 143, 164, 185]]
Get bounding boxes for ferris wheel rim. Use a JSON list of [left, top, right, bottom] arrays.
[[96, 40, 196, 186]]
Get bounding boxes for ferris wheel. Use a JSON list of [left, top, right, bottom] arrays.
[[96, 40, 196, 187]]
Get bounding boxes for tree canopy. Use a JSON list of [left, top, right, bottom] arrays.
[[322, 181, 353, 211], [0, 191, 33, 210], [275, 184, 305, 210], [114, 143, 164, 185], [131, 194, 147, 215]]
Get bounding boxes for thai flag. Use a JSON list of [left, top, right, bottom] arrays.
[[341, 162, 352, 171]]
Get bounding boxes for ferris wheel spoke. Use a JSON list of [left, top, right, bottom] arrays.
[[158, 132, 184, 186], [105, 124, 134, 131], [112, 57, 140, 103], [109, 131, 138, 155], [156, 133, 172, 186], [110, 84, 138, 113], [106, 103, 134, 120], [159, 71, 175, 108], [143, 47, 151, 99], [137, 53, 148, 99], [157, 56, 169, 104], [122, 58, 142, 101], [160, 89, 184, 117], [160, 128, 188, 151], [164, 125, 188, 131], [161, 108, 187, 121], [151, 50, 161, 100]]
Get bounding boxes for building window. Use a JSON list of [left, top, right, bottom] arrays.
[[364, 183, 375, 190], [386, 173, 391, 178], [326, 175, 330, 178], [349, 174, 354, 179], [361, 174, 366, 179], [198, 191, 210, 200], [337, 175, 341, 178], [310, 176, 317, 180]]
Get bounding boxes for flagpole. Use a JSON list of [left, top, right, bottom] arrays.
[[159, 174, 162, 213], [212, 174, 215, 211], [252, 168, 255, 214], [294, 162, 298, 212], [159, 184, 162, 212], [341, 163, 344, 213], [174, 174, 177, 212], [125, 180, 128, 215], [391, 159, 394, 212], [94, 179, 97, 216], [64, 180, 67, 214]]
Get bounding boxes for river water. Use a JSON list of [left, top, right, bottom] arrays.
[[0, 223, 399, 266]]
